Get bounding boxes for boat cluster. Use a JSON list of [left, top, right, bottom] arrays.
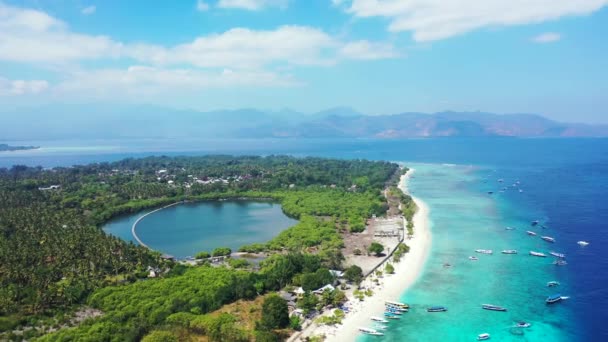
[[359, 301, 409, 336]]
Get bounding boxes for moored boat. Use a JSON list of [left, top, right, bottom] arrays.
[[501, 250, 517, 254], [385, 300, 409, 309], [577, 241, 589, 246], [505, 226, 515, 230], [531, 220, 539, 226], [546, 294, 562, 304], [427, 306, 447, 312], [529, 251, 547, 257], [385, 309, 402, 315], [475, 249, 493, 254], [541, 236, 556, 243], [526, 231, 537, 236], [547, 281, 560, 287], [359, 327, 384, 336], [385, 314, 400, 320], [515, 321, 531, 328], [370, 316, 388, 323], [469, 256, 479, 261], [549, 251, 566, 258], [553, 260, 568, 266], [477, 333, 491, 340], [482, 304, 507, 311]]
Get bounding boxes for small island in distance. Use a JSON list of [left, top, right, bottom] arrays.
[[0, 143, 40, 152]]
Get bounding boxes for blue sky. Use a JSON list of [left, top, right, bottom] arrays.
[[0, 0, 607, 123]]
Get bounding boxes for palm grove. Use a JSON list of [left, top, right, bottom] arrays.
[[0, 155, 414, 341]]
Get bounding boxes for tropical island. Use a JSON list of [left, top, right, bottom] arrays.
[[0, 155, 420, 341], [0, 144, 40, 152]]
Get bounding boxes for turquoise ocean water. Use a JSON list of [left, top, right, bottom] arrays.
[[361, 163, 575, 341]]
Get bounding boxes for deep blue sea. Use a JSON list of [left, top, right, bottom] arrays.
[[2, 138, 607, 340]]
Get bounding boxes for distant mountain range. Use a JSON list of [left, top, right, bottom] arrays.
[[2, 105, 607, 140]]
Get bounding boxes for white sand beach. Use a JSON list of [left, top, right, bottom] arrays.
[[297, 169, 432, 341]]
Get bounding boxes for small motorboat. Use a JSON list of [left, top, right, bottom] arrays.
[[546, 294, 563, 304], [577, 241, 589, 246], [519, 189, 524, 193], [515, 321, 531, 328], [384, 313, 400, 319], [553, 260, 568, 266], [469, 256, 479, 261], [482, 304, 507, 312], [526, 231, 537, 236], [547, 281, 560, 287], [385, 301, 409, 309], [373, 324, 388, 330], [505, 226, 515, 230], [501, 250, 517, 254], [385, 310, 402, 315], [549, 251, 566, 258], [370, 316, 388, 323], [529, 251, 547, 257], [487, 191, 494, 195], [475, 249, 493, 254], [477, 333, 491, 340], [531, 220, 540, 226], [359, 327, 384, 336], [443, 263, 452, 268], [427, 306, 447, 312], [541, 236, 556, 243]]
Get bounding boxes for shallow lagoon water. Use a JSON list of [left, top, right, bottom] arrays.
[[362, 163, 576, 341], [103, 201, 297, 258]]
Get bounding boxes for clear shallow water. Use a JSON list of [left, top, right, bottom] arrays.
[[361, 163, 575, 341], [103, 201, 297, 258], [3, 137, 607, 339]]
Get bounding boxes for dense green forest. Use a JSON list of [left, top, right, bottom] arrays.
[[0, 155, 402, 341]]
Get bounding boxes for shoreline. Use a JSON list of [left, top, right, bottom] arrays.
[[131, 201, 185, 250], [303, 168, 432, 341]]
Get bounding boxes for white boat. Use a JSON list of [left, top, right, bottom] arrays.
[[373, 324, 388, 330], [469, 256, 479, 261], [529, 251, 547, 257], [547, 281, 560, 287], [526, 231, 537, 236], [505, 226, 515, 230], [515, 321, 531, 328], [501, 250, 517, 254], [475, 249, 493, 254], [370, 316, 389, 323], [553, 260, 568, 266], [385, 300, 409, 309], [577, 241, 589, 246], [549, 251, 566, 258], [359, 327, 384, 336], [541, 236, 556, 243], [477, 333, 491, 340]]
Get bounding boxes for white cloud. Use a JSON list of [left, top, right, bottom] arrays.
[[0, 3, 397, 97], [0, 4, 121, 63], [0, 77, 49, 96], [340, 40, 399, 60], [81, 5, 96, 15], [53, 66, 299, 98], [132, 26, 337, 68], [217, 0, 288, 11], [532, 32, 561, 43], [342, 0, 608, 41], [196, 0, 210, 11]]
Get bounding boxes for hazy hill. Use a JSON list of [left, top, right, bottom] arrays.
[[1, 105, 607, 140]]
